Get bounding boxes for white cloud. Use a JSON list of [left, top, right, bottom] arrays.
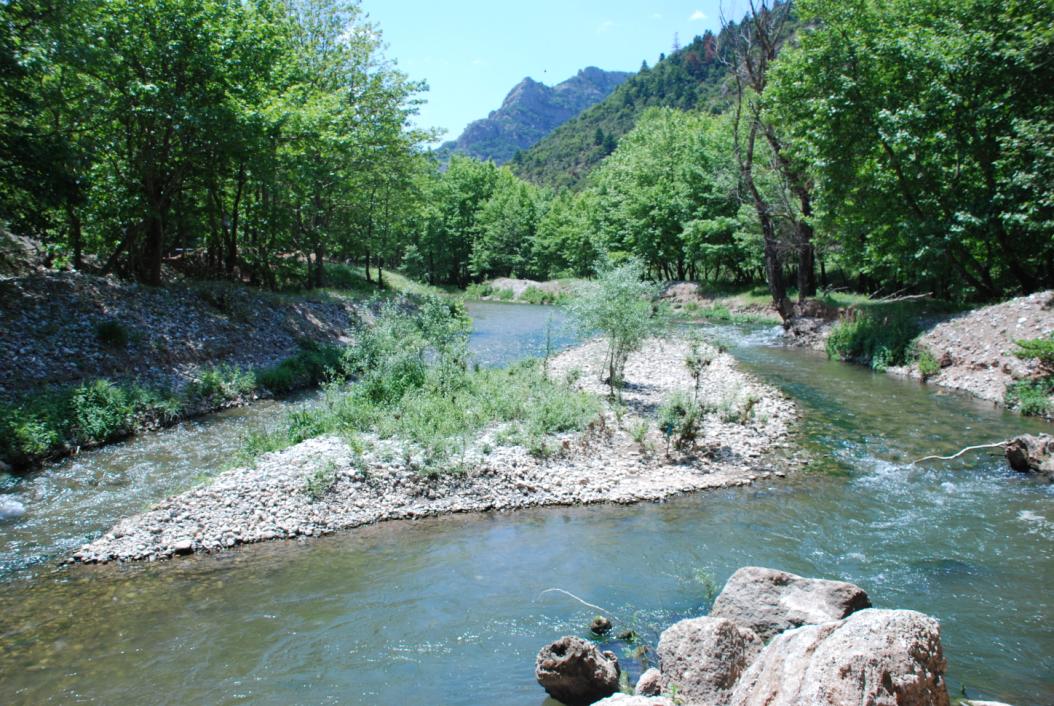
[[690, 10, 707, 21], [651, 12, 663, 19], [597, 19, 615, 33]]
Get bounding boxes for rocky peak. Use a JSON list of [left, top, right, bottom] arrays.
[[437, 67, 632, 165]]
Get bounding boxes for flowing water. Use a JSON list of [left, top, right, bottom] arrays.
[[0, 305, 1051, 705]]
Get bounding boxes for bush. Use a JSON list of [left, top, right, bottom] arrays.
[[1006, 379, 1054, 417], [185, 365, 256, 405], [71, 379, 134, 443], [249, 305, 601, 474], [826, 306, 921, 370], [568, 259, 667, 398], [658, 391, 701, 454], [95, 319, 129, 348], [916, 348, 940, 379], [1013, 334, 1054, 373], [494, 287, 515, 301], [465, 282, 494, 299]]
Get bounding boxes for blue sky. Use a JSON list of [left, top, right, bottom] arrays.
[[359, 1, 726, 144]]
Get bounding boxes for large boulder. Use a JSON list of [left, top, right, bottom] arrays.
[[1004, 434, 1054, 481], [656, 616, 763, 705], [729, 609, 951, 706], [710, 566, 871, 641], [535, 635, 620, 705]]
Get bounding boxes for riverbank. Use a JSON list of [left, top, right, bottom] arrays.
[[785, 290, 1054, 416], [70, 336, 797, 564], [0, 271, 373, 468]]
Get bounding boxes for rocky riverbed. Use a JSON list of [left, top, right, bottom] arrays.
[[71, 337, 797, 564]]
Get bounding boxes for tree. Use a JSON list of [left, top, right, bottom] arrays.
[[770, 0, 1054, 300], [567, 259, 667, 398], [590, 108, 748, 282], [722, 0, 815, 316]]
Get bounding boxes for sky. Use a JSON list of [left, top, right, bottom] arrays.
[[359, 1, 726, 145]]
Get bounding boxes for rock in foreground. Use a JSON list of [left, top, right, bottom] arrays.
[[709, 566, 871, 641], [656, 617, 762, 704], [535, 635, 620, 705], [730, 608, 950, 706]]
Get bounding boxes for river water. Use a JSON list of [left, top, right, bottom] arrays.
[[0, 304, 1051, 705]]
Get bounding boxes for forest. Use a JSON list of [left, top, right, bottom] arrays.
[[2, 0, 1052, 304]]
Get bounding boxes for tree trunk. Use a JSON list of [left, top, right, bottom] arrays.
[[66, 203, 82, 270]]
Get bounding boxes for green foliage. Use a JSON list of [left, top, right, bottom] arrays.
[[513, 32, 733, 190], [590, 109, 749, 283], [95, 319, 129, 348], [184, 365, 256, 406], [245, 305, 601, 474], [70, 379, 133, 443], [916, 348, 941, 379], [1013, 335, 1054, 372], [257, 342, 346, 394], [771, 0, 1054, 300], [1006, 379, 1054, 417], [658, 391, 701, 454], [303, 461, 339, 502], [567, 259, 667, 397], [826, 308, 922, 371]]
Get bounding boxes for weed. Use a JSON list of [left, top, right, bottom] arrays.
[[826, 306, 921, 370], [95, 319, 129, 348], [304, 461, 339, 501], [916, 348, 940, 379], [1006, 378, 1054, 417], [658, 391, 702, 455]]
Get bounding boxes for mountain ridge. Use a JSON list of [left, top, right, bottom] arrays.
[[436, 66, 632, 165]]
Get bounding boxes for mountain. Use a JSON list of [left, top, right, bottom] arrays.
[[511, 31, 735, 190], [435, 67, 632, 165]]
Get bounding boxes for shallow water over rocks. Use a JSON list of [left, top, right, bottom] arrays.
[[0, 307, 1051, 705]]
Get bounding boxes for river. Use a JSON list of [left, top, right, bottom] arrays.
[[0, 303, 1050, 704]]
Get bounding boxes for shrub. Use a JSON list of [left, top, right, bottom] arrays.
[[826, 306, 921, 370], [185, 365, 256, 405], [303, 461, 339, 501], [494, 287, 515, 301], [1013, 334, 1054, 373], [255, 304, 601, 476], [916, 348, 940, 379], [658, 391, 701, 454], [1006, 379, 1054, 417], [567, 259, 667, 398], [465, 282, 494, 299], [95, 319, 129, 348], [71, 379, 134, 443]]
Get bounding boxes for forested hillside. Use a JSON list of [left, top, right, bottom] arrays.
[[435, 67, 631, 165], [510, 31, 733, 190], [1, 0, 1051, 307]]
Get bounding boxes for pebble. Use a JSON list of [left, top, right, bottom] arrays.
[[72, 338, 799, 565]]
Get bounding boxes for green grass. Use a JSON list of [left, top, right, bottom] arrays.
[[237, 300, 602, 474], [1006, 379, 1053, 417], [0, 341, 356, 469], [826, 305, 924, 371]]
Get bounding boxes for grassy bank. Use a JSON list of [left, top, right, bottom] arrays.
[[824, 298, 966, 371], [0, 341, 350, 470]]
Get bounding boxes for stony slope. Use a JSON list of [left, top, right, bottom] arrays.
[[0, 272, 362, 400], [896, 290, 1054, 405]]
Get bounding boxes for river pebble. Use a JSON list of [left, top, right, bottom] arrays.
[[72, 338, 798, 564]]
